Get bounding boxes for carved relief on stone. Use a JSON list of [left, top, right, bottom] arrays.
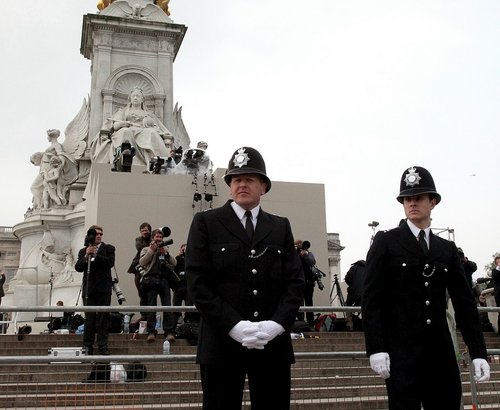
[[158, 41, 175, 53], [10, 231, 76, 287], [113, 36, 157, 53]]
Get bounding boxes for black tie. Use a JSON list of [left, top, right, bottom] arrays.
[[245, 211, 254, 240], [418, 230, 428, 256]]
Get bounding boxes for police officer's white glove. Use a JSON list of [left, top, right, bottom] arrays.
[[472, 358, 490, 382], [258, 320, 285, 341], [369, 352, 391, 379], [229, 321, 258, 344], [242, 329, 269, 350], [242, 320, 284, 349]]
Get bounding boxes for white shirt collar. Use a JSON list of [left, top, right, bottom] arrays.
[[406, 220, 430, 241], [230, 201, 259, 224]]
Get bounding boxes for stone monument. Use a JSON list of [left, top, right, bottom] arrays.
[[6, 1, 331, 333]]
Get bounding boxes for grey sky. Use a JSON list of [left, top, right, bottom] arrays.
[[1, 0, 499, 278]]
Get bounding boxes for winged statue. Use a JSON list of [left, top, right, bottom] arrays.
[[29, 99, 90, 209]]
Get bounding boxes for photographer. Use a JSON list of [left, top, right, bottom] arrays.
[[127, 222, 151, 293], [75, 225, 115, 355], [458, 247, 477, 291], [295, 239, 317, 327], [138, 228, 177, 342]]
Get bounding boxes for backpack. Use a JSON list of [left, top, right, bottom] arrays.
[[85, 363, 111, 383], [125, 363, 147, 382], [314, 314, 337, 332]]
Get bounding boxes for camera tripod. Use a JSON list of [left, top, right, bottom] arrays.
[[330, 274, 345, 307]]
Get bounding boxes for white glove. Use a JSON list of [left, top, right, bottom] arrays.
[[229, 321, 258, 344], [242, 329, 269, 350], [241, 320, 285, 349], [258, 320, 285, 341], [472, 358, 490, 382], [369, 352, 390, 379]]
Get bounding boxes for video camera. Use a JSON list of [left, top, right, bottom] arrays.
[[84, 228, 97, 247], [112, 141, 136, 172], [311, 266, 326, 291], [112, 278, 126, 305], [149, 156, 175, 174]]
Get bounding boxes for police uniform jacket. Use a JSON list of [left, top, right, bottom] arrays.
[[186, 200, 305, 364], [362, 223, 487, 374], [75, 243, 115, 295]]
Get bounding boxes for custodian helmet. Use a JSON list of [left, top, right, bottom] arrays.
[[223, 147, 271, 193], [397, 166, 441, 204]]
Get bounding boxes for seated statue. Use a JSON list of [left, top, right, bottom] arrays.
[[91, 87, 174, 166]]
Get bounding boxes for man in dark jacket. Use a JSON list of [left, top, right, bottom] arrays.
[[186, 147, 304, 409], [345, 259, 366, 330], [362, 165, 489, 409], [75, 225, 115, 355]]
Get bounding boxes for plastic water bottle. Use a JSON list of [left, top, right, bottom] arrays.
[[123, 314, 130, 334], [163, 339, 170, 355]]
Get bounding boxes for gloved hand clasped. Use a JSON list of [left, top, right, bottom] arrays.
[[369, 352, 391, 379]]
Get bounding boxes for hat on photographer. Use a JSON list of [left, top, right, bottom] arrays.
[[223, 147, 271, 193], [396, 165, 441, 204]]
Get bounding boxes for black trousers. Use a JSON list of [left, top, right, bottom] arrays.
[[200, 358, 291, 410], [297, 282, 315, 325], [386, 349, 462, 409], [83, 292, 111, 351], [141, 276, 176, 334]]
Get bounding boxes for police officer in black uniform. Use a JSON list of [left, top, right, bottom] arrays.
[[186, 146, 304, 409], [362, 165, 489, 409]]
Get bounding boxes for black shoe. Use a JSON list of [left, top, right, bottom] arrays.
[[84, 346, 94, 355], [98, 347, 110, 355]]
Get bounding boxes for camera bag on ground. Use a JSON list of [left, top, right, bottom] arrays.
[[125, 363, 147, 382], [85, 363, 111, 383]]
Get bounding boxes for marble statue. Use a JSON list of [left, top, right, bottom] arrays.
[[173, 141, 213, 177], [29, 100, 88, 210], [91, 87, 174, 167], [42, 156, 64, 209]]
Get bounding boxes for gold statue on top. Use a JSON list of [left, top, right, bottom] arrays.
[[97, 0, 170, 16], [96, 0, 112, 11], [155, 0, 171, 16]]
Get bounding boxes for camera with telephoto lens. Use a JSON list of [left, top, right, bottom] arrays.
[[311, 266, 326, 291], [158, 226, 174, 248], [84, 228, 97, 247], [112, 278, 126, 305]]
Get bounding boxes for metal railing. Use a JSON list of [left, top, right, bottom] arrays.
[[0, 304, 497, 409]]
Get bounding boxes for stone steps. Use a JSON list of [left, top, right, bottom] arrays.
[[0, 330, 498, 408]]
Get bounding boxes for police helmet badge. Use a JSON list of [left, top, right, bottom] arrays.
[[232, 148, 250, 168], [404, 167, 422, 187]]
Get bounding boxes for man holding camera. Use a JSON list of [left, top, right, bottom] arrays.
[[75, 225, 115, 355], [139, 228, 177, 342], [295, 239, 317, 328]]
